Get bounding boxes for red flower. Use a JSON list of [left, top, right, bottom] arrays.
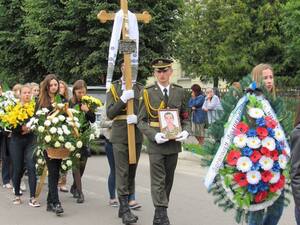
[[235, 122, 249, 135], [233, 172, 248, 187], [226, 150, 241, 166], [250, 151, 262, 163], [282, 150, 287, 156], [270, 150, 279, 161], [277, 175, 285, 189], [261, 171, 273, 182], [260, 147, 271, 157], [256, 127, 268, 139], [270, 184, 278, 193], [265, 116, 277, 129], [254, 191, 268, 203]]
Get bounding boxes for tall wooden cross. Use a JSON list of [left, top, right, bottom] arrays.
[[97, 0, 151, 164]]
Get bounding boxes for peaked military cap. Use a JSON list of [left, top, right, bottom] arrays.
[[151, 58, 173, 71]]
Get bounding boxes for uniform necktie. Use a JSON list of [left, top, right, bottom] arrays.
[[163, 88, 168, 106]]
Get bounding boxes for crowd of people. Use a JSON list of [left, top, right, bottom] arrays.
[[0, 59, 299, 225]]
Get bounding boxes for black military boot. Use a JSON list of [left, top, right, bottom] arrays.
[[159, 207, 170, 225], [153, 207, 161, 225], [118, 195, 138, 224]]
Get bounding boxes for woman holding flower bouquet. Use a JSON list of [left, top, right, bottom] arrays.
[[69, 80, 95, 204], [247, 64, 285, 225], [38, 74, 65, 215], [9, 84, 39, 207]]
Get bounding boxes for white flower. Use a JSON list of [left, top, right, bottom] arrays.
[[259, 156, 274, 171], [68, 108, 79, 114], [65, 142, 72, 150], [76, 141, 83, 149], [62, 125, 68, 131], [273, 128, 284, 142], [236, 157, 253, 173], [89, 133, 95, 140], [262, 137, 276, 151], [66, 160, 72, 167], [44, 135, 51, 143], [246, 171, 261, 185], [38, 126, 45, 133], [36, 110, 43, 116], [61, 164, 67, 170], [74, 117, 79, 122], [52, 117, 59, 124], [270, 171, 280, 184], [70, 145, 76, 151], [247, 137, 261, 149], [44, 120, 51, 127], [248, 107, 264, 119], [233, 134, 247, 148], [58, 136, 64, 142], [37, 158, 44, 164], [58, 115, 65, 121], [64, 129, 71, 135], [76, 153, 81, 158], [49, 127, 57, 134], [54, 141, 61, 148], [57, 128, 63, 135], [75, 122, 81, 128], [42, 108, 49, 113], [278, 154, 288, 169]]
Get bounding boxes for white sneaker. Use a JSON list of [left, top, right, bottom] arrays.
[[2, 183, 13, 189], [20, 181, 26, 192]]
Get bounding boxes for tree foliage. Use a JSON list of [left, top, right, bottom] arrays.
[[175, 0, 292, 86], [0, 0, 182, 86]]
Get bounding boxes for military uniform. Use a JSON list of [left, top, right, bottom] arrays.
[[138, 81, 189, 205], [161, 125, 180, 139], [106, 79, 143, 195]]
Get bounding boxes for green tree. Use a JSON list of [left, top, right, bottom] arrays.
[[280, 0, 300, 78], [175, 0, 288, 86], [0, 0, 46, 87], [22, 0, 183, 85]]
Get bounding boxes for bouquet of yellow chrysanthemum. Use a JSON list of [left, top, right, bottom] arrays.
[[0, 100, 35, 129], [81, 95, 102, 112]]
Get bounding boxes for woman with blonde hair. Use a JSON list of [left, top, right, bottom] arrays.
[[59, 80, 69, 100], [248, 63, 284, 225]]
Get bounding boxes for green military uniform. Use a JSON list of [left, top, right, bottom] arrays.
[[106, 79, 143, 197], [161, 125, 180, 139], [137, 81, 190, 208]]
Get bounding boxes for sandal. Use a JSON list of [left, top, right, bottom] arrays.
[[29, 198, 41, 207], [129, 201, 142, 210], [13, 197, 22, 205], [109, 199, 119, 207]]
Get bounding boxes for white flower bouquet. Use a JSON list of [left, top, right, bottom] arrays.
[[29, 102, 95, 174]]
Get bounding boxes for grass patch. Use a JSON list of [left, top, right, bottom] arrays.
[[183, 143, 204, 156]]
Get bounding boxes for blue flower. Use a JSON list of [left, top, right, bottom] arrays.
[[267, 128, 275, 137], [251, 163, 261, 171], [248, 184, 258, 194], [242, 147, 253, 157], [276, 141, 285, 151], [247, 129, 257, 137], [256, 118, 266, 127], [258, 181, 269, 191], [272, 161, 281, 172]]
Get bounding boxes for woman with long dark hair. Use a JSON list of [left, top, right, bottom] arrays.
[[69, 80, 95, 203], [38, 74, 64, 215], [188, 84, 207, 144]]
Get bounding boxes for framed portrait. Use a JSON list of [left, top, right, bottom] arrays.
[[158, 109, 182, 139]]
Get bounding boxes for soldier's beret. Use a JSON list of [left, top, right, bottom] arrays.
[[151, 58, 173, 71]]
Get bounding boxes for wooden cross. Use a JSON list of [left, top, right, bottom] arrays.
[[97, 0, 151, 164]]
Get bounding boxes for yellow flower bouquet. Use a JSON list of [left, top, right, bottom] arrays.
[[0, 100, 35, 129], [81, 95, 102, 112]]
